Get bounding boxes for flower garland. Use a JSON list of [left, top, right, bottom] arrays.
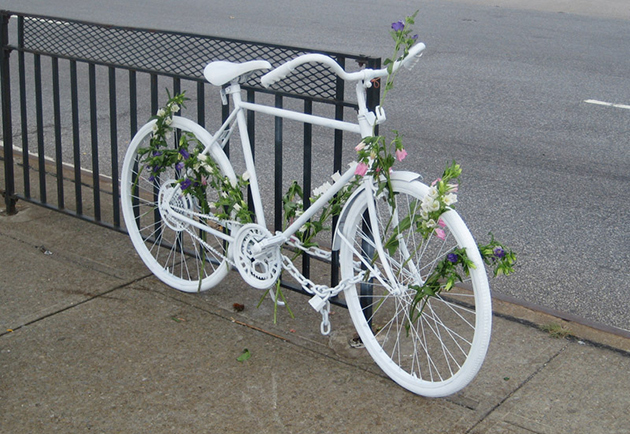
[[139, 91, 253, 224], [351, 12, 516, 313]]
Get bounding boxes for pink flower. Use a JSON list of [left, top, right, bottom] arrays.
[[395, 148, 407, 162], [354, 162, 369, 176], [437, 218, 446, 228], [355, 141, 366, 152], [434, 228, 446, 240], [431, 178, 441, 186]]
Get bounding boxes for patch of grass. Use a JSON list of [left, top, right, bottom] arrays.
[[539, 322, 574, 339]]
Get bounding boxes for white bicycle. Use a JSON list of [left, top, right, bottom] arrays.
[[120, 42, 492, 398]]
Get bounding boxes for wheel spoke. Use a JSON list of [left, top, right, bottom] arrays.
[[120, 118, 233, 293], [340, 179, 491, 397]]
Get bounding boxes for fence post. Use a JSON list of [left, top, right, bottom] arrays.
[[1, 11, 17, 215]]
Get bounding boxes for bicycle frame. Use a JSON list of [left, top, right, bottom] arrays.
[[180, 79, 377, 248]]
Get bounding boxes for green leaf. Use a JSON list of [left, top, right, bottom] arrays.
[[236, 348, 251, 362]]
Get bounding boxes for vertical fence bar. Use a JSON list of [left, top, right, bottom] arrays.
[[129, 70, 137, 137], [150, 73, 160, 227], [33, 54, 46, 204], [246, 89, 256, 212], [17, 15, 30, 200], [128, 70, 138, 224], [330, 56, 347, 287], [70, 60, 82, 214], [52, 57, 64, 209], [196, 81, 205, 127], [109, 66, 120, 227], [173, 77, 180, 95], [88, 63, 101, 221], [301, 98, 313, 278], [273, 94, 283, 232], [1, 12, 16, 214]]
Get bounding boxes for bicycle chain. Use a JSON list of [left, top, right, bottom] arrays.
[[174, 208, 367, 335]]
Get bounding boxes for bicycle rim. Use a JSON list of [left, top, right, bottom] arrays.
[[339, 177, 492, 397], [120, 117, 234, 292]]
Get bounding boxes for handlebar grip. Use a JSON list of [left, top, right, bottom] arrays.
[[402, 43, 426, 70], [261, 62, 295, 88]]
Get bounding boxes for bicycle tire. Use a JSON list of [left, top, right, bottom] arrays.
[[121, 116, 235, 292], [338, 174, 492, 397]]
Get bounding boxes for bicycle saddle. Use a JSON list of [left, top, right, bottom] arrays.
[[203, 60, 272, 86]]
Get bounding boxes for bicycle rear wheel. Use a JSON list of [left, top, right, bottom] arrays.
[[338, 175, 492, 397], [121, 116, 235, 292]]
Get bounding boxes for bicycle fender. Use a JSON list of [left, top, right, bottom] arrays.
[[332, 171, 423, 251]]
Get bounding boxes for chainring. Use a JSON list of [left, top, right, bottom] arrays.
[[233, 224, 282, 289]]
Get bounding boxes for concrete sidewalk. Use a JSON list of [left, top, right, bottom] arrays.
[[1, 202, 629, 433]]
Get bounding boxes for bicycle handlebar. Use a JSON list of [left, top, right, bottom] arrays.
[[260, 42, 426, 88]]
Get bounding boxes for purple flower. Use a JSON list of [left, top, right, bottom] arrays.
[[447, 253, 458, 264], [180, 178, 192, 190], [494, 247, 506, 259], [179, 148, 190, 160], [175, 162, 184, 171], [392, 20, 405, 32], [152, 151, 162, 157]]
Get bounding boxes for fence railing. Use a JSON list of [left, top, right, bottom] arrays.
[[0, 11, 380, 301]]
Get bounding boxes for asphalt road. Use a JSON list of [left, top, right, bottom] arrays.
[[1, 0, 629, 332]]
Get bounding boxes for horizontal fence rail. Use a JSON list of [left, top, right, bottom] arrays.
[[0, 11, 380, 304]]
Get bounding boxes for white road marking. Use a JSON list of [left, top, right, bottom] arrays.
[[584, 99, 630, 110]]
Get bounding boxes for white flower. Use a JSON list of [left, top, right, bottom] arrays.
[[242, 171, 250, 181], [170, 103, 180, 112], [152, 123, 159, 133], [233, 203, 241, 211], [207, 202, 216, 209], [443, 193, 457, 206], [427, 186, 439, 199], [422, 198, 440, 212], [197, 154, 208, 162], [425, 219, 437, 228], [157, 108, 166, 117], [165, 117, 173, 126], [313, 181, 332, 197]]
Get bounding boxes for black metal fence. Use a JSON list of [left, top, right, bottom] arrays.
[[0, 11, 380, 298]]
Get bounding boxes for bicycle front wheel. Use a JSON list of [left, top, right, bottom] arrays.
[[121, 116, 235, 292], [338, 175, 492, 397]]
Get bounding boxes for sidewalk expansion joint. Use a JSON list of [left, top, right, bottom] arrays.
[[463, 343, 570, 434], [0, 278, 148, 337]]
